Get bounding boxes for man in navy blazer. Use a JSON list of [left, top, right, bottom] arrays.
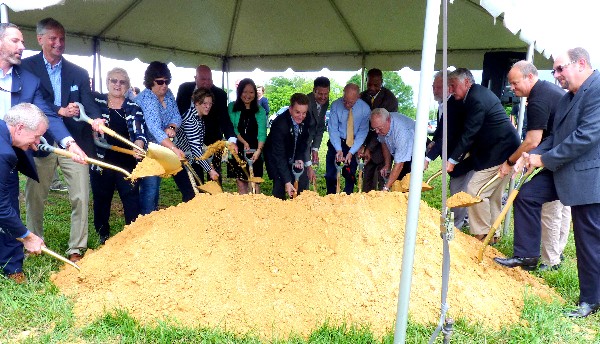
[[0, 104, 49, 283], [496, 48, 600, 318], [20, 18, 103, 263], [264, 93, 310, 199]]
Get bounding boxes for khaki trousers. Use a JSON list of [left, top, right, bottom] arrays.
[[25, 152, 90, 255], [540, 200, 571, 265], [466, 164, 510, 236]]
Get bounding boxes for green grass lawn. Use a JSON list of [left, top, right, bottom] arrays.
[[1, 134, 598, 343]]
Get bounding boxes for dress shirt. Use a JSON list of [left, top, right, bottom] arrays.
[[328, 98, 370, 155], [378, 112, 415, 163], [43, 55, 62, 107], [135, 88, 181, 143], [0, 68, 13, 118]]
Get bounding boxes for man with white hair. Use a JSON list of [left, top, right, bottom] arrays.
[[0, 104, 48, 283], [370, 108, 414, 190]]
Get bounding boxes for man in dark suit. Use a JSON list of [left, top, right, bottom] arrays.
[[176, 64, 237, 182], [425, 71, 472, 229], [0, 104, 49, 283], [264, 93, 310, 199], [496, 61, 569, 271], [304, 76, 330, 184], [496, 48, 600, 318], [447, 68, 520, 242], [358, 68, 399, 192], [21, 18, 103, 263]]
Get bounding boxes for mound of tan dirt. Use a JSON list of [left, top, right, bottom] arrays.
[[51, 191, 558, 338]]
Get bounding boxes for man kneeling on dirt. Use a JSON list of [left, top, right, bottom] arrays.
[[370, 108, 415, 191], [0, 104, 48, 284], [264, 93, 312, 199]]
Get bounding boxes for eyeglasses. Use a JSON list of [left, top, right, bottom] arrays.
[[551, 61, 576, 76], [154, 79, 171, 86], [109, 78, 127, 86]]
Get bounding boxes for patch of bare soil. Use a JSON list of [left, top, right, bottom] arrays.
[[51, 191, 559, 339]]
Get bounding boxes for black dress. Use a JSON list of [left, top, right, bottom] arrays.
[[228, 108, 264, 179]]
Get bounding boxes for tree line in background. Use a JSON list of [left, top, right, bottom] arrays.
[[263, 71, 417, 119]]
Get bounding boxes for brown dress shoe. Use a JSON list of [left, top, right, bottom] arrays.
[[7, 272, 27, 284], [68, 253, 83, 263]]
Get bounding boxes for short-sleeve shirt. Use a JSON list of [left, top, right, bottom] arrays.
[[378, 112, 415, 163]]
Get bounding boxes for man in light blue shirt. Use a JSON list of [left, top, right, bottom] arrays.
[[370, 108, 415, 191], [325, 83, 370, 194]]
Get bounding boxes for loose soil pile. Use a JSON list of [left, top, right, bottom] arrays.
[[52, 191, 558, 339]]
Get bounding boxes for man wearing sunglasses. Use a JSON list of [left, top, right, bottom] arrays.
[[21, 18, 102, 263], [501, 48, 600, 318]]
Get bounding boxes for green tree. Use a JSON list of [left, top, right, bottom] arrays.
[[347, 71, 416, 118], [265, 76, 344, 116]]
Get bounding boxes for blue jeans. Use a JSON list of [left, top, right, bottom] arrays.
[[139, 176, 161, 215]]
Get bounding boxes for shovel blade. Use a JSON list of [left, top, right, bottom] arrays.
[[146, 142, 183, 176]]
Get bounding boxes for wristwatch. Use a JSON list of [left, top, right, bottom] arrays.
[[65, 139, 76, 150]]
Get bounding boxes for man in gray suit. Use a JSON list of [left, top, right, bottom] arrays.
[[304, 76, 330, 183], [495, 47, 600, 318]]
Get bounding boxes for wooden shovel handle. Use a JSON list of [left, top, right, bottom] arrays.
[[477, 189, 520, 262], [49, 146, 132, 178]]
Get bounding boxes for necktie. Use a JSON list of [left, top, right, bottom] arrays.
[[346, 108, 354, 147]]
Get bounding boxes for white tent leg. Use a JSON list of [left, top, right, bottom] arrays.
[[393, 0, 442, 343], [1, 4, 8, 23]]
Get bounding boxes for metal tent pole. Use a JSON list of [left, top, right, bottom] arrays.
[[393, 0, 442, 342]]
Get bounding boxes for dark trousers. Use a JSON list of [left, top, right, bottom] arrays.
[[272, 167, 309, 200], [325, 140, 357, 194], [0, 173, 24, 275], [90, 167, 140, 238], [513, 170, 558, 258], [514, 170, 600, 304], [571, 204, 600, 304], [173, 162, 204, 202]]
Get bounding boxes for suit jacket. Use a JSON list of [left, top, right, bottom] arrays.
[[450, 84, 520, 171], [427, 96, 473, 177], [0, 120, 38, 239], [535, 70, 600, 206], [361, 87, 398, 165], [304, 92, 329, 161], [21, 52, 100, 156], [9, 65, 69, 144], [264, 110, 309, 184], [176, 82, 236, 145]]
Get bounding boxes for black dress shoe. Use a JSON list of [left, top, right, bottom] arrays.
[[566, 302, 600, 318], [493, 256, 539, 271]]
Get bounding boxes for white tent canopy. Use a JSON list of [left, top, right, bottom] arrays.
[[9, 0, 554, 72]]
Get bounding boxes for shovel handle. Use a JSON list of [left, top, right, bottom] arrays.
[[426, 169, 442, 184], [476, 174, 500, 198], [39, 143, 132, 178], [477, 189, 520, 262], [74, 102, 146, 155], [16, 238, 80, 271]]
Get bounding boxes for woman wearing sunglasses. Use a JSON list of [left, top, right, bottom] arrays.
[[135, 61, 185, 215], [91, 67, 147, 244]]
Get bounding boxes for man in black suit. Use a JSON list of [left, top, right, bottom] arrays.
[[21, 18, 103, 263], [425, 71, 472, 229], [264, 93, 310, 199], [304, 76, 330, 184], [176, 65, 237, 182], [447, 68, 520, 242]]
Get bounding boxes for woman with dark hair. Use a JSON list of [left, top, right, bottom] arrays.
[[172, 88, 219, 202], [135, 61, 185, 215], [91, 67, 146, 244], [227, 78, 267, 194]]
